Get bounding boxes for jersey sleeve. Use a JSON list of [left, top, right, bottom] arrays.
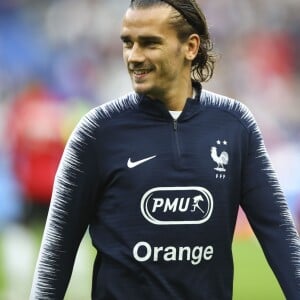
[[240, 114, 300, 299], [30, 109, 100, 299]]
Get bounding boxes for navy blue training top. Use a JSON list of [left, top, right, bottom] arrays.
[[31, 83, 300, 299]]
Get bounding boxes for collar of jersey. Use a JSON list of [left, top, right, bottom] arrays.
[[138, 81, 203, 121]]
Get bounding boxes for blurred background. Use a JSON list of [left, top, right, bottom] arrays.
[[0, 0, 299, 299]]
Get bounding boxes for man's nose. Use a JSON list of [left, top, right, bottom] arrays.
[[128, 44, 145, 63]]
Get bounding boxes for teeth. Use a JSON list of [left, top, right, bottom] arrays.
[[134, 70, 149, 75]]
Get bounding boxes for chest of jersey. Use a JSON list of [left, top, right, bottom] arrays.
[[92, 111, 248, 241]]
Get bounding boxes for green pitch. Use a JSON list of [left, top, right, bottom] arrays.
[[233, 238, 284, 300]]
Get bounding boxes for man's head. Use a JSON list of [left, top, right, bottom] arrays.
[[121, 0, 215, 100], [128, 0, 215, 82]]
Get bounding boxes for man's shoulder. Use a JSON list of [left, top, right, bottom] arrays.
[[95, 92, 140, 119], [72, 92, 140, 136], [200, 89, 256, 130], [82, 92, 139, 123], [200, 89, 243, 111]]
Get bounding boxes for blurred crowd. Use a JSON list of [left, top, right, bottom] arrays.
[[0, 0, 299, 298], [0, 0, 300, 229], [0, 0, 299, 224]]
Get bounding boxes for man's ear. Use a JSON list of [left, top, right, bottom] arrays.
[[185, 34, 200, 61]]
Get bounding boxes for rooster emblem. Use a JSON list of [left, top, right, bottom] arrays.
[[210, 146, 229, 172]]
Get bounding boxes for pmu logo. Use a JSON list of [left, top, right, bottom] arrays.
[[140, 187, 213, 225]]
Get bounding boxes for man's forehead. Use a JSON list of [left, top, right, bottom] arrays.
[[122, 6, 173, 28]]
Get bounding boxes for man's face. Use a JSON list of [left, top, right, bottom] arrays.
[[121, 5, 190, 100]]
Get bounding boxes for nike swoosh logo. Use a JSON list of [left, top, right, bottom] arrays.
[[127, 155, 157, 168]]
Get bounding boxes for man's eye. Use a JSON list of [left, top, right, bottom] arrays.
[[143, 41, 159, 48], [123, 40, 133, 48], [147, 40, 158, 45]]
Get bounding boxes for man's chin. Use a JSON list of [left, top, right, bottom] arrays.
[[132, 83, 151, 95]]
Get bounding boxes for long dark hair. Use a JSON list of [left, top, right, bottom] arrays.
[[129, 0, 216, 82]]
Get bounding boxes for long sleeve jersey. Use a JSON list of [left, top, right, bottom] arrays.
[[30, 83, 300, 299]]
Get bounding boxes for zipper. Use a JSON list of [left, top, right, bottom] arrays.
[[173, 119, 181, 158]]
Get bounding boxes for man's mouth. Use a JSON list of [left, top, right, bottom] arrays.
[[131, 68, 153, 81], [133, 69, 151, 76]]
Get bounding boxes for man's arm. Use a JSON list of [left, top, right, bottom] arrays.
[[30, 110, 100, 299], [241, 119, 300, 299]]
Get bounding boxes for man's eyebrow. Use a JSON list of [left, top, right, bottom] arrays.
[[120, 35, 163, 43], [139, 36, 163, 43]]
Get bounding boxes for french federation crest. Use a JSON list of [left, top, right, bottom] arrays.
[[210, 140, 229, 179]]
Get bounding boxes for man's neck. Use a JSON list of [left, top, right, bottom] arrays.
[[160, 84, 194, 111]]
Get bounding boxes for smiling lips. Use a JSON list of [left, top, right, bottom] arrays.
[[134, 69, 151, 77], [131, 68, 152, 79], [134, 69, 150, 75]]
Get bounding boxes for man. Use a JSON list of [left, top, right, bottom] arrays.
[[31, 0, 300, 299]]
